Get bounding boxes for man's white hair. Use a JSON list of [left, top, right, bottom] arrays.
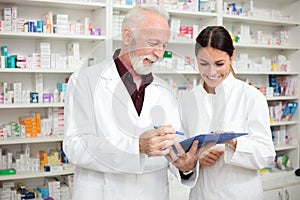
[[122, 4, 169, 30]]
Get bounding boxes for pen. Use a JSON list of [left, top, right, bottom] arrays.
[[153, 125, 185, 136]]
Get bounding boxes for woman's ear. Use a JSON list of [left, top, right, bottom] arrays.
[[230, 49, 236, 63], [122, 27, 132, 46]]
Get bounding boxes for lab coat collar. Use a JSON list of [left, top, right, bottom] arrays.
[[100, 58, 118, 80], [215, 72, 235, 94], [198, 72, 235, 95], [99, 58, 168, 118], [101, 59, 138, 117]]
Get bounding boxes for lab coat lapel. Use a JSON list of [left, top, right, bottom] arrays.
[[209, 73, 235, 131], [101, 62, 138, 118], [141, 78, 163, 117]]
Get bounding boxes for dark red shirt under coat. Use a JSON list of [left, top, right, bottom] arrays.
[[113, 50, 153, 116]]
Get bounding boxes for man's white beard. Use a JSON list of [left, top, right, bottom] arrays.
[[130, 53, 158, 75]]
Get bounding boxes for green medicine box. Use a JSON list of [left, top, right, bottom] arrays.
[[0, 169, 16, 176]]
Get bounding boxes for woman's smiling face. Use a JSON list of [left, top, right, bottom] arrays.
[[197, 46, 233, 93]]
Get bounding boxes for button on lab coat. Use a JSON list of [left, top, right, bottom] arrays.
[[180, 73, 275, 200], [63, 59, 197, 200]]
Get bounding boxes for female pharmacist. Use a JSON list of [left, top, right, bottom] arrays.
[[180, 26, 276, 200]]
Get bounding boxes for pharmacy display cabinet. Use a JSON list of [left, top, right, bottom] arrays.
[[0, 0, 300, 199], [0, 0, 108, 199], [264, 182, 300, 200]]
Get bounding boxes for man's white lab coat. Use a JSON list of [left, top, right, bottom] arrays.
[[180, 73, 275, 200], [63, 58, 197, 200]]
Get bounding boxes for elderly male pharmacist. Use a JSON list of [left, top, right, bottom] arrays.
[[63, 4, 200, 200]]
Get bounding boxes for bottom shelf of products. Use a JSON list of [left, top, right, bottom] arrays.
[[0, 173, 74, 200], [261, 170, 300, 190]]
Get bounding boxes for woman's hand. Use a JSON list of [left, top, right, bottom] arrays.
[[199, 148, 224, 167], [221, 138, 237, 149]]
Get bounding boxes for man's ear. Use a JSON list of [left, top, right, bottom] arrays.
[[122, 27, 132, 46]]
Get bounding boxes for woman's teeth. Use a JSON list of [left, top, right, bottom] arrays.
[[207, 76, 219, 80]]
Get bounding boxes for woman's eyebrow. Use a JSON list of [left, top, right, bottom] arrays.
[[198, 58, 226, 62], [215, 59, 226, 63]]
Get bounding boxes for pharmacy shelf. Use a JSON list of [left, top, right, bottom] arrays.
[[0, 68, 76, 73], [113, 36, 195, 46], [115, 37, 219, 46], [0, 168, 74, 181], [0, 103, 64, 109], [167, 9, 217, 19], [113, 4, 217, 19], [262, 170, 300, 191], [169, 39, 194, 45], [234, 43, 299, 50], [223, 14, 300, 26], [153, 71, 298, 78], [168, 38, 300, 50], [0, 0, 106, 10], [266, 96, 298, 101], [274, 144, 299, 151], [112, 4, 134, 11], [270, 121, 298, 127], [153, 70, 298, 76], [262, 170, 294, 180], [114, 38, 194, 45], [113, 37, 195, 45], [169, 42, 300, 50], [0, 32, 106, 41], [0, 136, 63, 145], [236, 71, 299, 75]]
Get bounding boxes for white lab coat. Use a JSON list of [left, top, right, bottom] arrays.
[[180, 73, 275, 200], [63, 58, 197, 200]]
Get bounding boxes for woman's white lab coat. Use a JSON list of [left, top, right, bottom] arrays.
[[63, 58, 197, 200], [180, 73, 275, 200]]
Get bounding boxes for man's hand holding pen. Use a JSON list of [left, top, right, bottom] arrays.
[[139, 125, 176, 156]]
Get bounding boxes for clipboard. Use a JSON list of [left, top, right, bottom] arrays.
[[177, 132, 248, 152]]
